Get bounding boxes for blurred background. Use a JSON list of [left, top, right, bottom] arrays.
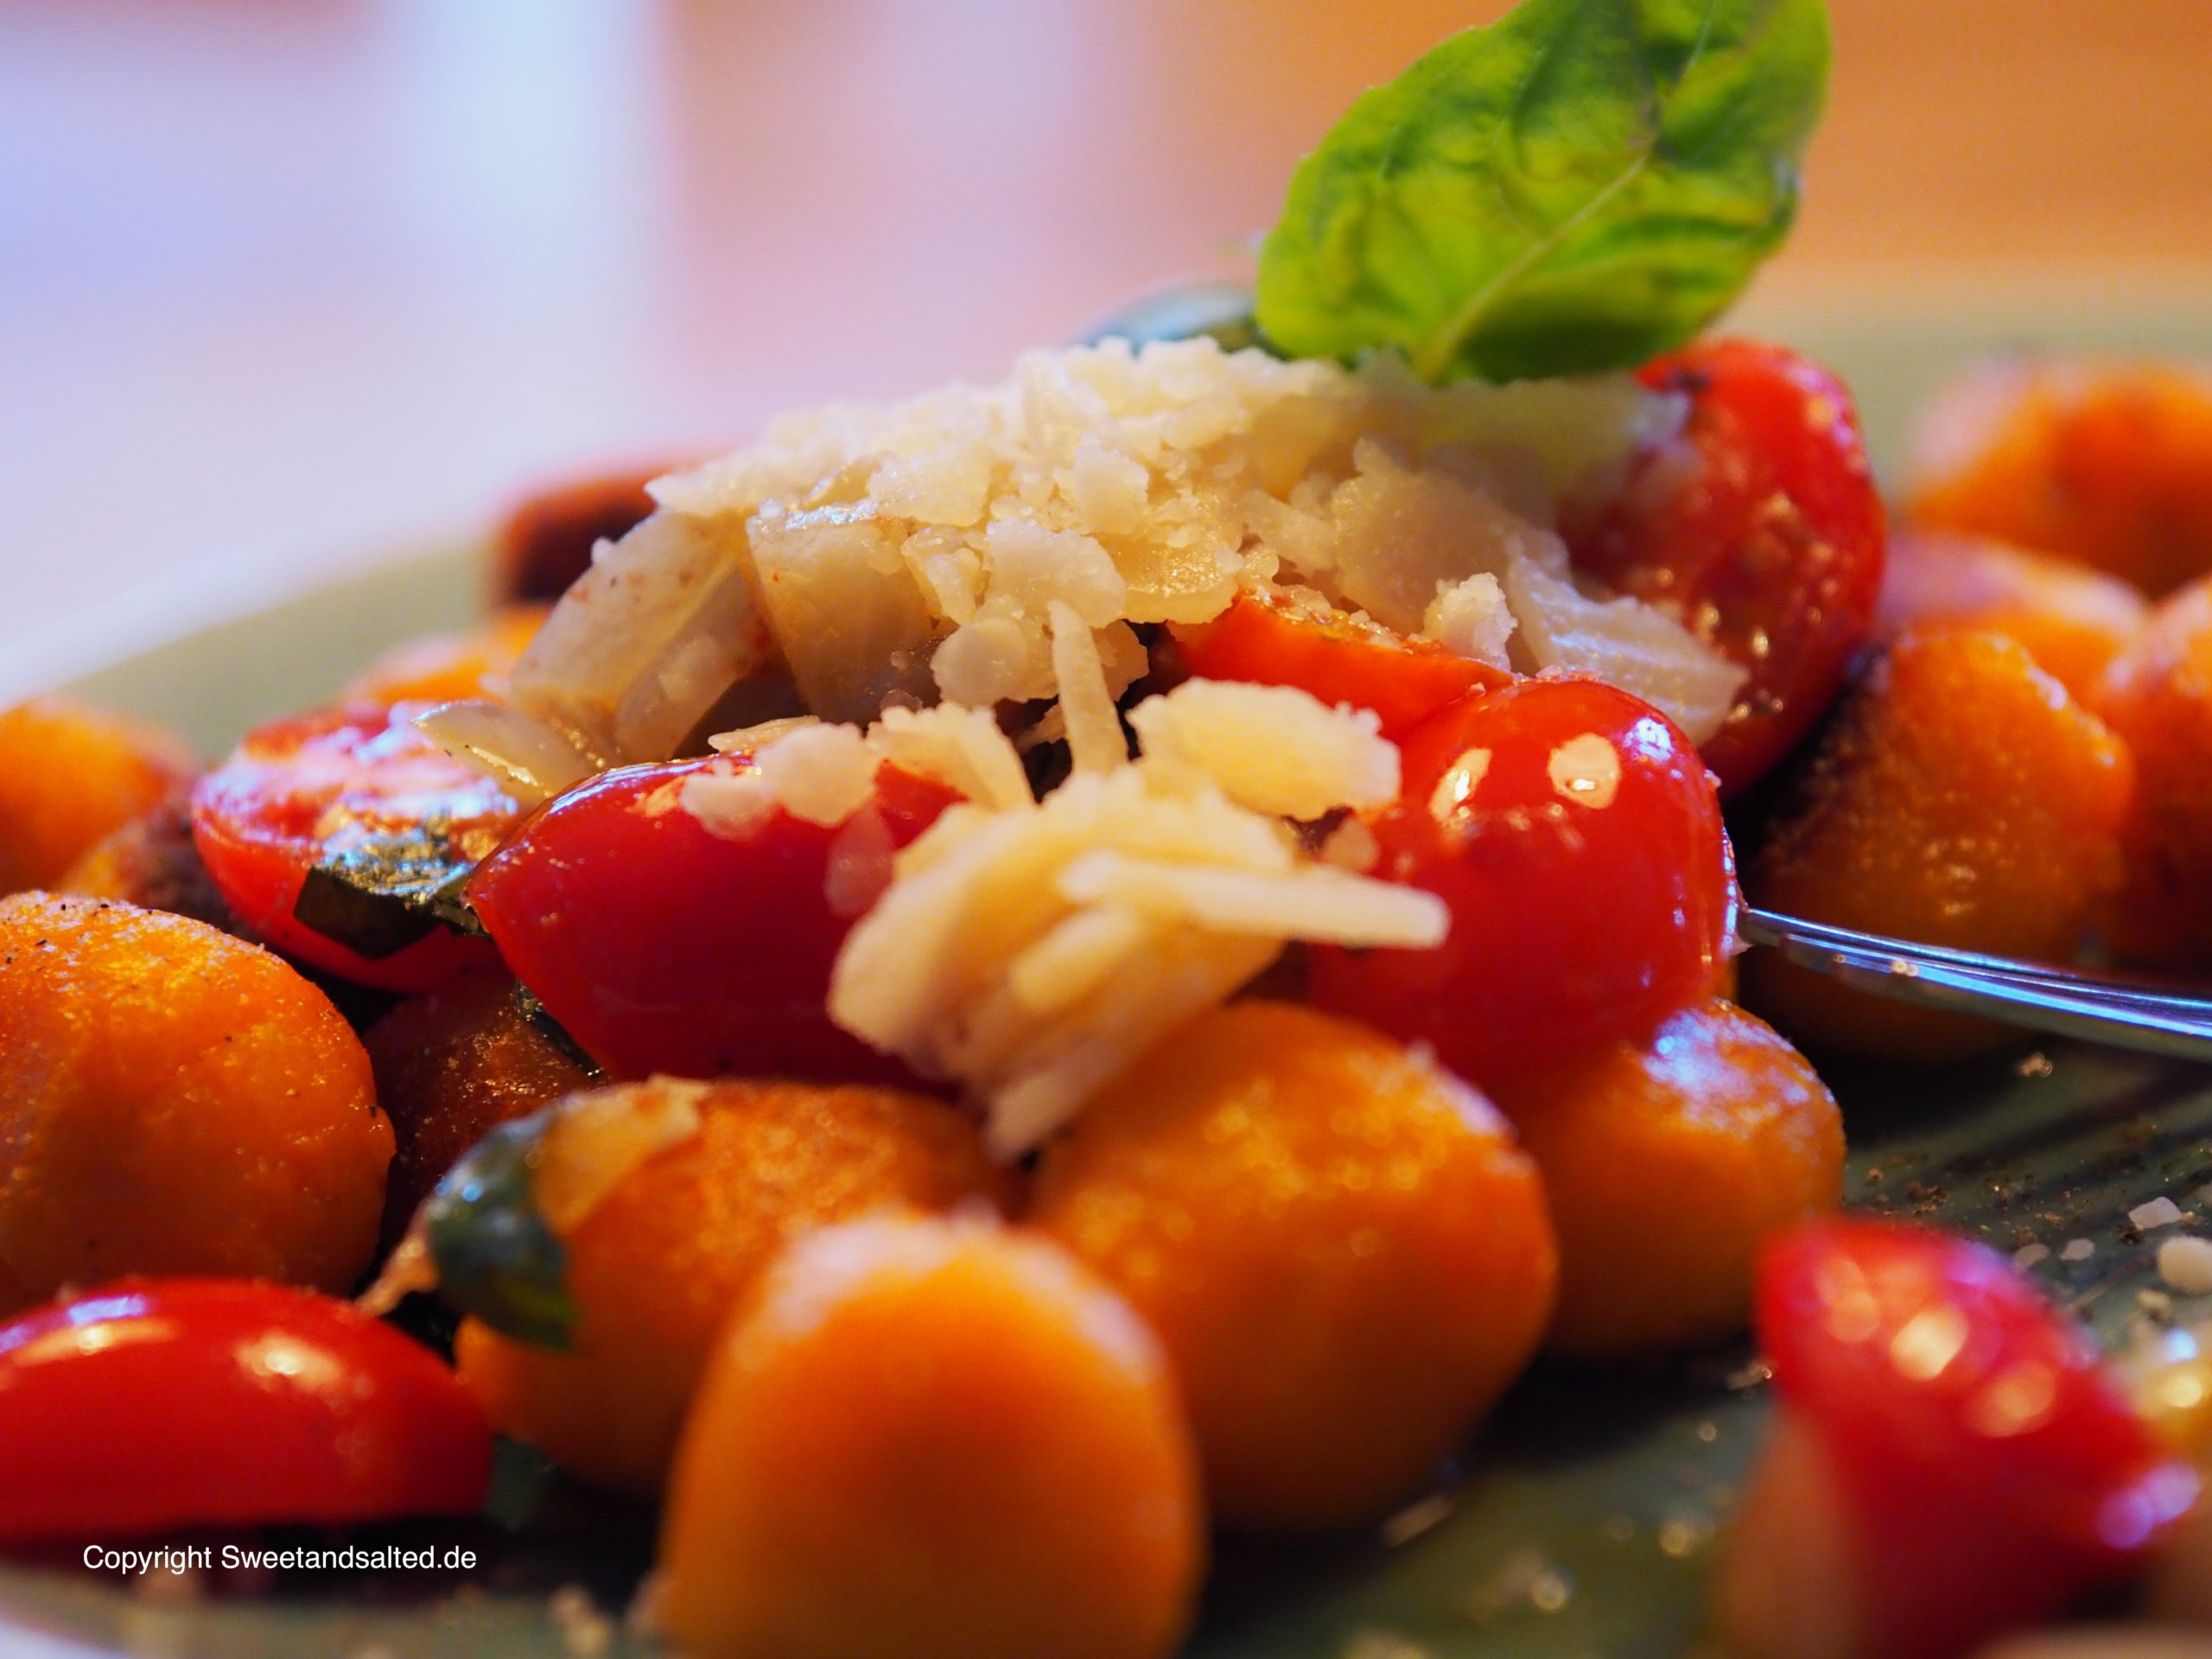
[[6, 0, 2212, 696]]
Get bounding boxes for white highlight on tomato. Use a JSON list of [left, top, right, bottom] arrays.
[[1427, 747, 1491, 822], [1547, 732, 1622, 810]]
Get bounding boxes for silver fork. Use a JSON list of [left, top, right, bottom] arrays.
[[1740, 908, 2212, 1064]]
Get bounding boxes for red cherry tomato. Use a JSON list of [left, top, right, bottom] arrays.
[[468, 752, 958, 1084], [1573, 338, 1886, 795], [1169, 587, 1513, 743], [1757, 1218, 2196, 1659], [191, 702, 518, 992], [0, 1280, 492, 1543], [1309, 679, 1734, 1088]]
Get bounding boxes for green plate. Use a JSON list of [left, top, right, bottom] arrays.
[[8, 309, 2212, 1657]]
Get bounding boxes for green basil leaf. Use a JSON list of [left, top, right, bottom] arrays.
[[423, 1111, 577, 1351], [1255, 0, 1830, 384], [511, 982, 606, 1080], [292, 817, 488, 959]]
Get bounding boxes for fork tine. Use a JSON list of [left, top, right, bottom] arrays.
[[1739, 908, 2212, 1065], [1743, 909, 2206, 1004], [1741, 910, 2212, 1011]]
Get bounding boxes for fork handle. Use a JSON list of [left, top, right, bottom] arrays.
[[1738, 908, 2212, 1065]]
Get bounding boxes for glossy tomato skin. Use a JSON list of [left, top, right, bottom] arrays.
[[1309, 679, 1734, 1089], [1169, 587, 1512, 743], [191, 702, 517, 992], [1756, 1219, 2196, 1659], [468, 753, 957, 1084], [0, 1280, 492, 1543], [1573, 339, 1886, 795]]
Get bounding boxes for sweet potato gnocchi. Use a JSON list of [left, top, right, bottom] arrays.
[[1745, 629, 2133, 1061], [449, 1076, 1011, 1493], [0, 893, 389, 1310], [0, 699, 196, 896]]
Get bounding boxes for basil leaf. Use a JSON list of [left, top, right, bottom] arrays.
[[1255, 0, 1830, 384], [291, 817, 489, 959], [423, 1111, 577, 1351], [511, 982, 606, 1080]]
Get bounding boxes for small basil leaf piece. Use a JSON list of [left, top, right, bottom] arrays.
[[292, 867, 440, 960], [511, 982, 606, 1081], [422, 1111, 577, 1351], [482, 1439, 564, 1534], [1255, 0, 1831, 385], [292, 817, 490, 958]]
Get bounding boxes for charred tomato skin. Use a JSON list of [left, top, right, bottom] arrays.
[[1309, 678, 1735, 1090], [467, 753, 957, 1085], [1573, 338, 1886, 795]]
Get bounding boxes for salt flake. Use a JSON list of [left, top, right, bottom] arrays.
[[2132, 1197, 2185, 1232]]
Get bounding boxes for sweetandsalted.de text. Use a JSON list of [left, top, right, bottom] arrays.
[[83, 1544, 477, 1574]]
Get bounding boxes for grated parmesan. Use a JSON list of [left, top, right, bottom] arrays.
[[1423, 572, 1515, 666], [1503, 554, 1746, 744], [1319, 814, 1382, 874], [1056, 852, 1444, 946], [536, 339, 1695, 751], [1128, 679, 1398, 821], [752, 721, 880, 826], [872, 704, 1033, 810], [677, 766, 778, 841]]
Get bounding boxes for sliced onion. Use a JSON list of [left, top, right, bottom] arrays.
[[1504, 554, 1747, 746], [412, 698, 601, 809], [506, 511, 785, 764], [747, 504, 945, 722]]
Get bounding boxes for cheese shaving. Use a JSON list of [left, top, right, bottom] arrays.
[[828, 759, 1446, 1157], [1047, 601, 1128, 774], [873, 704, 1033, 810], [1057, 851, 1446, 945], [677, 766, 778, 840], [753, 721, 881, 826], [1128, 680, 1398, 820]]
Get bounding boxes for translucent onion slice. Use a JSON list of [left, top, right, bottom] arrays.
[[1504, 554, 1747, 746], [412, 698, 601, 809], [506, 511, 784, 764]]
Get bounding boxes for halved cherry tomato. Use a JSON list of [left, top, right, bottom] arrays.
[[1168, 587, 1512, 742], [468, 752, 957, 1084], [0, 1280, 492, 1542], [1573, 339, 1886, 795], [191, 702, 518, 992], [1309, 679, 1734, 1089], [1755, 1219, 2196, 1659]]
